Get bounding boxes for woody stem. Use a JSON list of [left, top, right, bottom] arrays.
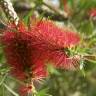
[[0, 0, 19, 25]]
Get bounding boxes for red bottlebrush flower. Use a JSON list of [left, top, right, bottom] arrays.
[[1, 31, 47, 80], [1, 19, 80, 81], [1, 19, 80, 96], [89, 8, 96, 17], [19, 85, 32, 96], [29, 19, 80, 69], [30, 20, 80, 49]]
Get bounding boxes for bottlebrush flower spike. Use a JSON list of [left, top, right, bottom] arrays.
[[1, 19, 80, 95], [1, 19, 80, 81], [19, 85, 32, 96], [1, 31, 47, 80], [29, 19, 80, 69], [29, 19, 80, 49]]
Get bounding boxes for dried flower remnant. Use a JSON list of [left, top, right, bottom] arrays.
[[89, 8, 96, 17], [63, 0, 72, 16]]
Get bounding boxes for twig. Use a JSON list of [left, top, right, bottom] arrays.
[[42, 1, 68, 18], [0, 0, 19, 25]]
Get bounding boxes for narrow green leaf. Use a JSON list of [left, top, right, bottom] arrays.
[[3, 83, 19, 96]]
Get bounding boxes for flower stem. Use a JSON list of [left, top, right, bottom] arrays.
[[31, 81, 37, 96]]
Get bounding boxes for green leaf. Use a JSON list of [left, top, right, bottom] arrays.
[[80, 20, 94, 35], [35, 0, 43, 6], [47, 64, 60, 75], [23, 10, 34, 25], [3, 83, 19, 96], [0, 74, 7, 86], [37, 88, 51, 96]]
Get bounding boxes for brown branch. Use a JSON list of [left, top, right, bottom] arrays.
[[0, 0, 19, 25], [42, 2, 68, 19]]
